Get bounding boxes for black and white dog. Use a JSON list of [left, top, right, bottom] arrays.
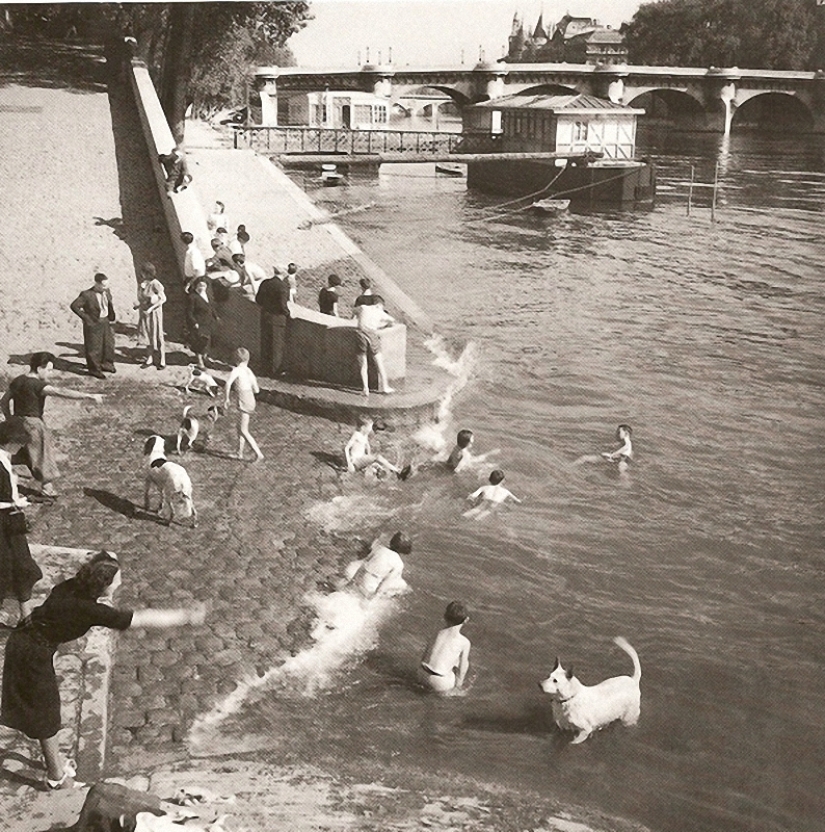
[[143, 435, 197, 527]]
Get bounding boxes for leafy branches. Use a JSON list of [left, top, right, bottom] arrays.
[[624, 0, 824, 70]]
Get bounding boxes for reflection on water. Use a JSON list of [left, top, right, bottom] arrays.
[[210, 130, 825, 832]]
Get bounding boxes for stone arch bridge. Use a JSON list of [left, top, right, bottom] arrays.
[[255, 62, 825, 134]]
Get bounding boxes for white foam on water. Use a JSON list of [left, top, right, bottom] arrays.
[[189, 587, 398, 752], [304, 493, 391, 533], [413, 334, 477, 456]]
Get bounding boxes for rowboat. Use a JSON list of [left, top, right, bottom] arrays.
[[531, 198, 570, 214], [435, 163, 464, 177]]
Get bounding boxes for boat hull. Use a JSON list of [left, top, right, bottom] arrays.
[[467, 159, 656, 207]]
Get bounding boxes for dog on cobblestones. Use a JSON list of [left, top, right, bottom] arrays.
[[184, 364, 219, 397], [175, 403, 224, 454], [143, 435, 197, 527], [539, 637, 641, 744]]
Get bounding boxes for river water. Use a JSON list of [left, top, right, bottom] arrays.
[[205, 130, 825, 832]]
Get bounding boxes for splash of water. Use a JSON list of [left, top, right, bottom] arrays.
[[189, 587, 398, 754], [412, 334, 477, 456]]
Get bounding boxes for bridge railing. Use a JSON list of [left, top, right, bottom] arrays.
[[238, 126, 466, 155]]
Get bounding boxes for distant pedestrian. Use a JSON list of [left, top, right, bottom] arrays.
[[181, 232, 206, 291], [0, 351, 103, 498], [224, 347, 264, 462], [0, 551, 205, 790], [286, 262, 299, 304], [159, 145, 192, 194], [0, 417, 42, 626], [69, 272, 117, 379], [318, 273, 343, 317], [134, 262, 166, 369], [186, 278, 219, 369], [255, 266, 291, 377], [206, 200, 228, 233]]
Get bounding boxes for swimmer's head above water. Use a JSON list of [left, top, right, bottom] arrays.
[[489, 469, 505, 485], [389, 531, 412, 555], [616, 424, 632, 441], [456, 429, 474, 449]]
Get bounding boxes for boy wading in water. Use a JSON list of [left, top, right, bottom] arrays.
[[602, 423, 633, 473], [420, 601, 471, 694], [344, 416, 410, 479], [464, 469, 522, 519], [224, 348, 264, 462]]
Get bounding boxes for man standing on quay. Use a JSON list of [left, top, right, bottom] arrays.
[[70, 273, 117, 379], [255, 266, 291, 376]]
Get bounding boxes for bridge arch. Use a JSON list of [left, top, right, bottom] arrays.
[[626, 87, 707, 130], [732, 91, 814, 132], [515, 82, 581, 97]]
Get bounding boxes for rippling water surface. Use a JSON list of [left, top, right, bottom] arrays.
[[231, 131, 825, 832]]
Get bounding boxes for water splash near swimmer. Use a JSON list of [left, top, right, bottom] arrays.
[[413, 333, 477, 457], [188, 587, 399, 756]]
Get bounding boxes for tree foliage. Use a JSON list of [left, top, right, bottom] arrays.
[[624, 0, 825, 70], [0, 2, 311, 137]]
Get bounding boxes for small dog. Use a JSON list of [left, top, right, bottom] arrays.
[[539, 637, 641, 744], [176, 405, 199, 455], [185, 364, 219, 397], [175, 404, 223, 454], [143, 435, 197, 527]]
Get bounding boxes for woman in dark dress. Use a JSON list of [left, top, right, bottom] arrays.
[[1, 551, 205, 788], [186, 278, 219, 369], [0, 417, 42, 624]]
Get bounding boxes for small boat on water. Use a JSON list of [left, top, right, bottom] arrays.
[[532, 198, 570, 214], [435, 163, 464, 177], [321, 163, 346, 186]]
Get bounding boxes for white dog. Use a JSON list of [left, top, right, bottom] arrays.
[[176, 404, 199, 454], [539, 637, 641, 744], [143, 435, 197, 527], [184, 364, 219, 397]]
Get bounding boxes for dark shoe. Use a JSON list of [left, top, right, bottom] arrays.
[[397, 464, 412, 481], [90, 371, 106, 379], [102, 365, 116, 373]]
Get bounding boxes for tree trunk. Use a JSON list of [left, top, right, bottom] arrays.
[[158, 2, 195, 144]]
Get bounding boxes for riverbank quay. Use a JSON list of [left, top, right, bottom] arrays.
[[0, 40, 651, 832]]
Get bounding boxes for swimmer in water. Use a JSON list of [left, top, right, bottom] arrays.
[[464, 469, 521, 519], [341, 532, 411, 599], [420, 601, 471, 694], [344, 416, 410, 480], [445, 429, 499, 473], [601, 424, 633, 473]]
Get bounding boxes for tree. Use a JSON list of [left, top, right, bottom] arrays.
[[0, 2, 312, 140], [624, 0, 823, 70]]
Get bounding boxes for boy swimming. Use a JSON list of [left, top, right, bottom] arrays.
[[341, 532, 412, 599], [446, 429, 499, 472], [420, 601, 471, 694], [601, 424, 633, 473], [464, 469, 522, 519]]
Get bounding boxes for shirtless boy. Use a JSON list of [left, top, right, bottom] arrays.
[[420, 601, 471, 694], [343, 532, 412, 598], [446, 429, 499, 472], [601, 424, 633, 473], [464, 469, 522, 519], [344, 416, 409, 479], [224, 347, 264, 461]]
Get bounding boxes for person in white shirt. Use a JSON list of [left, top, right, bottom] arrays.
[[354, 295, 396, 397], [181, 232, 206, 291], [206, 200, 228, 233]]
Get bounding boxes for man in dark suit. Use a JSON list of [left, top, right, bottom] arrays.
[[70, 273, 117, 379], [255, 266, 291, 377]]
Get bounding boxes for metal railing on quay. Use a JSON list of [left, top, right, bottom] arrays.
[[238, 126, 466, 155]]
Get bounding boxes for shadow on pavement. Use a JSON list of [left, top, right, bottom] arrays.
[[0, 37, 107, 92], [83, 487, 165, 525]]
